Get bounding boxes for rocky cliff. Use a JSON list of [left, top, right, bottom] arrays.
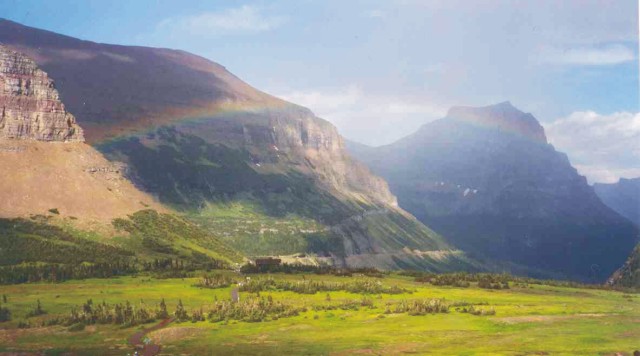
[[349, 102, 639, 281], [0, 45, 83, 141]]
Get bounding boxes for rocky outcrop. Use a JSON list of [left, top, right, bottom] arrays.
[[0, 44, 83, 142]]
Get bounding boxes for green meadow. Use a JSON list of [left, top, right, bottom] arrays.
[[0, 271, 638, 355]]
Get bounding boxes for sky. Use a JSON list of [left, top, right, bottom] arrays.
[[0, 0, 638, 183]]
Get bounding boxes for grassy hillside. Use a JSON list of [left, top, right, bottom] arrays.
[[0, 272, 638, 355], [0, 211, 243, 284]]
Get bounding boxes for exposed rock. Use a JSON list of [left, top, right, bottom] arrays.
[[0, 44, 83, 142]]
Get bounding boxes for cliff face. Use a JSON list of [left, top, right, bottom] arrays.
[[0, 45, 83, 142], [350, 102, 639, 281]]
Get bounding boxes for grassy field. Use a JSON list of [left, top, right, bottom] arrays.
[[0, 272, 638, 355]]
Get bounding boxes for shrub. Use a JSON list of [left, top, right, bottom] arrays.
[[390, 299, 449, 315], [195, 274, 235, 289], [26, 300, 47, 318], [0, 303, 10, 322], [457, 305, 496, 316], [67, 322, 86, 332], [207, 296, 301, 323]]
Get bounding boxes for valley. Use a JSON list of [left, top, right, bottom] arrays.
[[0, 271, 639, 355], [0, 5, 639, 355]]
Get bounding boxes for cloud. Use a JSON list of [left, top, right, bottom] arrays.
[[276, 85, 447, 146], [545, 111, 640, 183], [158, 5, 285, 35], [539, 44, 636, 65]]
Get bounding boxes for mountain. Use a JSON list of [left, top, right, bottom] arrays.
[[0, 19, 465, 270], [0, 43, 244, 277], [349, 101, 639, 281], [594, 178, 640, 227], [0, 43, 162, 225]]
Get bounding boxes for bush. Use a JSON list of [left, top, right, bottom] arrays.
[[195, 274, 235, 289], [0, 303, 10, 322], [26, 300, 47, 318], [207, 296, 301, 323], [457, 305, 496, 316], [67, 322, 86, 332], [238, 277, 409, 295]]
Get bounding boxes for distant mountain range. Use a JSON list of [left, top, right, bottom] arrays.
[[348, 102, 639, 281], [0, 19, 466, 272], [594, 178, 640, 227], [595, 178, 640, 287]]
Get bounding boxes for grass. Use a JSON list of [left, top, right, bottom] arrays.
[[188, 200, 327, 256], [0, 272, 638, 355]]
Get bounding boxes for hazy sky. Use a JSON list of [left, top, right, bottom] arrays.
[[1, 0, 638, 183]]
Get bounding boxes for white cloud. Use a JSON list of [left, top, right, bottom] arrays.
[[545, 111, 640, 183], [158, 5, 285, 35], [539, 44, 636, 65], [275, 85, 447, 146]]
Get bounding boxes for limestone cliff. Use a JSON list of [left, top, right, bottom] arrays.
[[0, 45, 83, 142]]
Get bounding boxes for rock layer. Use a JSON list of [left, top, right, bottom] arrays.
[[0, 44, 83, 141]]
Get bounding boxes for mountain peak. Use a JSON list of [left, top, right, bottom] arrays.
[[446, 102, 547, 143]]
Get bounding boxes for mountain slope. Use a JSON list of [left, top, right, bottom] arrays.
[[349, 102, 639, 281], [0, 43, 244, 278], [594, 178, 640, 227], [0, 19, 458, 270], [0, 43, 162, 224], [608, 243, 640, 288]]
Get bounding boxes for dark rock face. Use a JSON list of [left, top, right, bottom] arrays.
[[0, 45, 83, 141], [350, 102, 639, 281], [594, 178, 640, 227]]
